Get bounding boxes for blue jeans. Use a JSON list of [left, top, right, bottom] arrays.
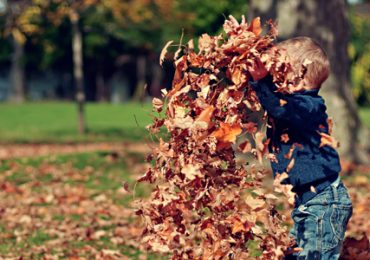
[[288, 177, 352, 260]]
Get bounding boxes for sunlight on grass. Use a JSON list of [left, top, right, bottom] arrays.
[[0, 102, 153, 143]]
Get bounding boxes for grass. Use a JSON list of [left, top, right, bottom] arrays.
[[0, 151, 162, 258], [0, 102, 153, 143]]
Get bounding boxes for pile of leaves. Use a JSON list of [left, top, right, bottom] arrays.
[[135, 16, 302, 259]]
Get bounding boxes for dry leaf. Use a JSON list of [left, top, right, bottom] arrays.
[[159, 40, 173, 66], [211, 122, 242, 144], [319, 132, 339, 148]]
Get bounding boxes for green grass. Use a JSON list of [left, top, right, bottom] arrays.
[[0, 102, 153, 143], [359, 106, 370, 128]]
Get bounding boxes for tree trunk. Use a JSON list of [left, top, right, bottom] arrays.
[[10, 36, 25, 103], [133, 54, 147, 102], [96, 70, 108, 102], [249, 0, 369, 164], [70, 11, 86, 134]]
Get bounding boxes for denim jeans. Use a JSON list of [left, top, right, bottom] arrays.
[[288, 177, 353, 260]]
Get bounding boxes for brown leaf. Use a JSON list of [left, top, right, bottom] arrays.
[[211, 122, 242, 144], [159, 40, 173, 66], [248, 17, 262, 36], [152, 97, 163, 112], [279, 99, 287, 106], [196, 105, 215, 126], [280, 133, 289, 143], [286, 158, 295, 173], [319, 132, 339, 148], [238, 140, 252, 153]]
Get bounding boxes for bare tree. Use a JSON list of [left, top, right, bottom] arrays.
[[70, 9, 86, 134], [249, 0, 369, 164]]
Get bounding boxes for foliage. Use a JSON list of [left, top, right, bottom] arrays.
[[349, 9, 370, 106], [0, 0, 249, 73]]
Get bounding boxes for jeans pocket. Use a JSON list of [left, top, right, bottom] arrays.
[[322, 204, 352, 251], [330, 204, 352, 241]]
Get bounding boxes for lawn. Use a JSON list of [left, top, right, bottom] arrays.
[[0, 102, 153, 143], [0, 151, 165, 259]]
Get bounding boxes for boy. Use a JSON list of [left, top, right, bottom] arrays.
[[248, 37, 353, 259]]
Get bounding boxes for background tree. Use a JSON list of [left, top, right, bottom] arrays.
[[34, 0, 98, 134], [1, 0, 41, 103], [249, 0, 369, 164]]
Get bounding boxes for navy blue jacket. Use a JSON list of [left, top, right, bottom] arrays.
[[249, 75, 341, 204]]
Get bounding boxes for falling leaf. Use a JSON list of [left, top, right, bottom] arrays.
[[137, 15, 309, 259], [211, 122, 242, 144], [196, 105, 215, 126], [159, 40, 173, 66], [284, 144, 295, 159], [122, 181, 130, 192], [238, 140, 252, 153], [152, 97, 163, 112], [248, 17, 262, 36], [279, 99, 287, 106], [243, 122, 258, 134], [280, 133, 289, 143], [245, 195, 265, 210], [286, 158, 295, 172], [181, 164, 202, 180], [319, 132, 339, 148]]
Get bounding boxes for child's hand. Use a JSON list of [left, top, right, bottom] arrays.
[[248, 57, 269, 81]]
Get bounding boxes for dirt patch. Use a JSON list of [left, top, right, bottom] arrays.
[[0, 142, 153, 160]]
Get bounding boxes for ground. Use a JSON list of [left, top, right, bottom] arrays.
[[0, 103, 368, 259]]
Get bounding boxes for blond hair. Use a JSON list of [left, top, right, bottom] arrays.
[[277, 37, 330, 89]]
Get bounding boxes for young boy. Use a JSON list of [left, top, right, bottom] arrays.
[[248, 37, 353, 259]]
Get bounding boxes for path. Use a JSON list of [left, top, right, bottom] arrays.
[[0, 142, 153, 160]]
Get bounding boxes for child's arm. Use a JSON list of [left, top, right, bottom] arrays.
[[248, 60, 322, 127]]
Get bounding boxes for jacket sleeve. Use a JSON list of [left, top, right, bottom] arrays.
[[249, 75, 321, 127]]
